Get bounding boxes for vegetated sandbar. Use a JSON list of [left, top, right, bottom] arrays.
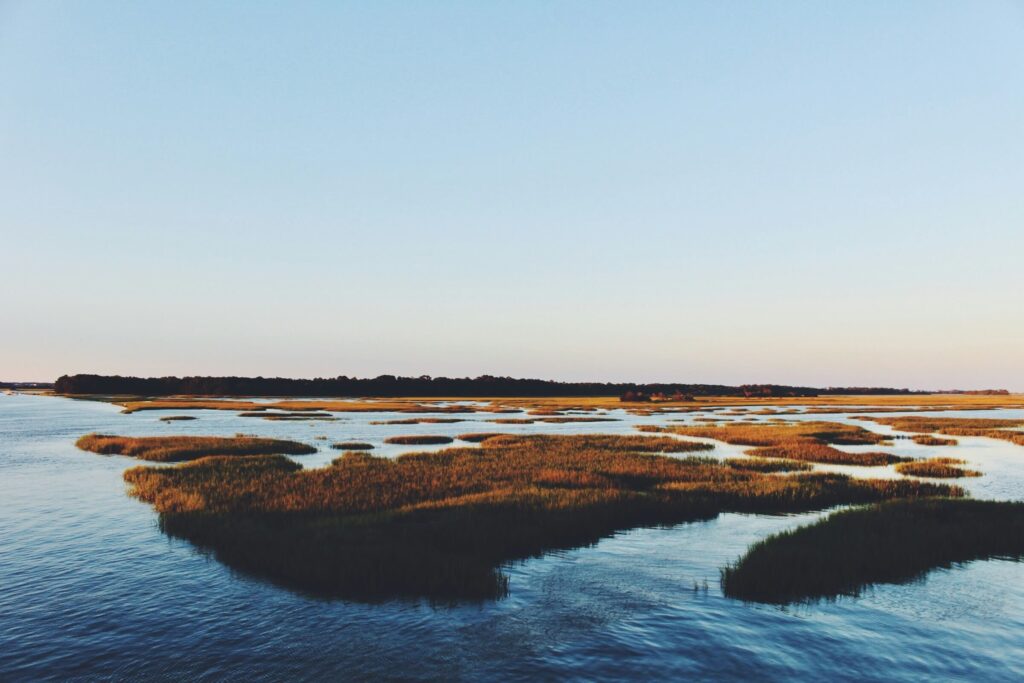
[[643, 421, 911, 466], [116, 434, 957, 601], [864, 416, 1024, 446], [76, 434, 316, 462], [721, 499, 1024, 604]]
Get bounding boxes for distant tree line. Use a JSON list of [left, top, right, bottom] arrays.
[[53, 373, 928, 398]]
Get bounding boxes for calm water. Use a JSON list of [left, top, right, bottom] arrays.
[[3, 394, 1024, 681]]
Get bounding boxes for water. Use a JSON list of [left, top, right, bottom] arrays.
[[2, 394, 1024, 681]]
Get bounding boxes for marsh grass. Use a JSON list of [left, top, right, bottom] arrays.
[[911, 434, 958, 446], [330, 442, 375, 450], [895, 458, 981, 479], [721, 499, 1024, 604], [456, 433, 507, 443], [866, 416, 1024, 446], [383, 435, 455, 445], [76, 434, 316, 462], [118, 434, 957, 601], [725, 458, 814, 473], [370, 418, 466, 425], [652, 422, 908, 466]]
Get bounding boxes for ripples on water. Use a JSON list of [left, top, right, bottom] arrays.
[[2, 395, 1024, 681]]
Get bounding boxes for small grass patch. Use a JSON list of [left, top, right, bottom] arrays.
[[76, 434, 316, 462], [383, 435, 455, 445], [866, 416, 1024, 446], [457, 433, 507, 443], [652, 421, 906, 466], [330, 442, 375, 450], [721, 499, 1024, 604], [370, 418, 466, 425], [911, 434, 958, 446], [895, 458, 981, 478], [726, 458, 814, 473]]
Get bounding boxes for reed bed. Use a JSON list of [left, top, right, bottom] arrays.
[[721, 499, 1024, 604], [911, 434, 958, 446], [370, 418, 465, 425], [725, 458, 814, 473], [383, 435, 455, 445], [330, 442, 375, 450], [866, 416, 1024, 446], [118, 434, 957, 601], [650, 421, 907, 466], [895, 458, 981, 479], [456, 433, 507, 443], [76, 434, 316, 462]]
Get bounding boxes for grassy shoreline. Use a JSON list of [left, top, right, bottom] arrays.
[[114, 434, 958, 601], [722, 499, 1024, 604]]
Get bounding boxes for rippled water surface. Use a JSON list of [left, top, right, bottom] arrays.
[[3, 394, 1024, 681]]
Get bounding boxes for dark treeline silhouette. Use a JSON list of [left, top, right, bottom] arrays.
[[53, 373, 927, 398]]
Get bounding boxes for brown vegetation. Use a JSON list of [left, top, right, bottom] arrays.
[[895, 458, 981, 479], [118, 434, 958, 601], [910, 434, 958, 446], [75, 434, 316, 462], [866, 416, 1024, 446], [383, 435, 455, 445], [456, 433, 507, 443], [649, 421, 908, 466], [725, 458, 814, 473], [330, 442, 375, 450], [370, 418, 465, 425]]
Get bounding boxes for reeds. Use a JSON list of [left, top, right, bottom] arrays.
[[911, 434, 958, 446], [653, 421, 906, 466], [725, 458, 814, 473], [866, 416, 1024, 446], [383, 435, 455, 445], [370, 418, 465, 425], [330, 442, 375, 450], [895, 458, 981, 478], [721, 499, 1024, 603], [118, 434, 958, 601], [456, 433, 507, 443], [76, 434, 316, 462]]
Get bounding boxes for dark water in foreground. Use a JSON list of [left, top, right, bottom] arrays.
[[2, 394, 1024, 681]]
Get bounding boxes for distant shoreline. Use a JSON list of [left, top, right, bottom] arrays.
[[49, 373, 1012, 399]]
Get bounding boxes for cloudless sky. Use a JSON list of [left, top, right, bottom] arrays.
[[2, 1, 1022, 388]]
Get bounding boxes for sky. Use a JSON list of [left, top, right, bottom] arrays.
[[1, 2, 1022, 389]]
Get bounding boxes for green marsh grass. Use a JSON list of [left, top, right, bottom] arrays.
[[721, 499, 1024, 604]]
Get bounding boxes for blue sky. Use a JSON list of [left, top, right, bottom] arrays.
[[2, 2, 1022, 388]]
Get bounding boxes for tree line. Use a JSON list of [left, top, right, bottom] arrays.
[[53, 373, 925, 398]]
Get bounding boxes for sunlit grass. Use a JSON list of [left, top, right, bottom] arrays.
[[76, 434, 316, 462], [725, 458, 814, 473], [649, 421, 908, 466], [895, 458, 981, 479], [117, 434, 958, 601], [866, 416, 1024, 446]]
